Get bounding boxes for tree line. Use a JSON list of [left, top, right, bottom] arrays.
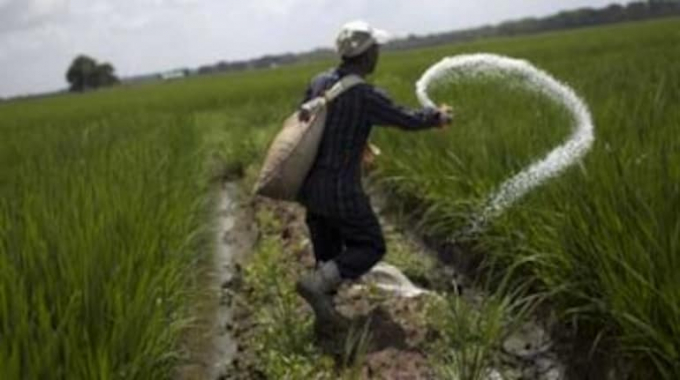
[[388, 1, 680, 51], [196, 0, 680, 75]]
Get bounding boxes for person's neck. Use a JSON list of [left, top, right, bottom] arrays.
[[339, 63, 369, 78]]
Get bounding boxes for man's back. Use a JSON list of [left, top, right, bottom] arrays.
[[299, 68, 372, 217], [299, 68, 442, 217]]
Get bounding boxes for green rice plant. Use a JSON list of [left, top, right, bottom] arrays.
[[433, 296, 502, 380], [339, 318, 373, 380], [427, 252, 543, 380]]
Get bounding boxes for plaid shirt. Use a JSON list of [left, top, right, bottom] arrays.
[[298, 67, 441, 217]]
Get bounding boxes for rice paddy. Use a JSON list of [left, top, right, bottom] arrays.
[[1, 17, 678, 379]]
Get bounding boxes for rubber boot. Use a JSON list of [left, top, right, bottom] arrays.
[[296, 261, 345, 326]]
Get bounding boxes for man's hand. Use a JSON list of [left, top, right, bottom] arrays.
[[362, 142, 381, 171], [436, 104, 453, 129], [298, 107, 312, 123]]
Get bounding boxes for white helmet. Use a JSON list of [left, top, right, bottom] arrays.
[[336, 20, 391, 58]]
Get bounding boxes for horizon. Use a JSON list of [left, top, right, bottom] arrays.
[[0, 0, 623, 98]]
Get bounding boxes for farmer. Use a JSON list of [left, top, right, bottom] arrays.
[[296, 20, 452, 325]]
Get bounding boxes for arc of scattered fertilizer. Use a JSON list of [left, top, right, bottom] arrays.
[[416, 53, 595, 236]]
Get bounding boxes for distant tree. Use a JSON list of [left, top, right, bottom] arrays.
[[66, 55, 119, 92], [96, 62, 119, 87], [66, 55, 96, 92]]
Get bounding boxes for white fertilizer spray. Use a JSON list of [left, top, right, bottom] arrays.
[[368, 54, 595, 300], [416, 53, 595, 237]]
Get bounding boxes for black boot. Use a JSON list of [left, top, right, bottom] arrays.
[[296, 261, 346, 326]]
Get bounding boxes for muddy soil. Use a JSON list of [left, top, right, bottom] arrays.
[[211, 187, 576, 379]]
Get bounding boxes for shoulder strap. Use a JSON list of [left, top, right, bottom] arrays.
[[324, 74, 364, 102]]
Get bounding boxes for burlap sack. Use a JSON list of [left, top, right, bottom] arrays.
[[254, 75, 363, 201]]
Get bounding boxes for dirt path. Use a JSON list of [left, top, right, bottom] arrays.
[[196, 183, 567, 379]]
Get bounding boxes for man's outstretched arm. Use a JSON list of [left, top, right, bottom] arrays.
[[366, 86, 451, 130]]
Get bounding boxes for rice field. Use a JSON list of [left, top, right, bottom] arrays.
[[1, 17, 678, 379]]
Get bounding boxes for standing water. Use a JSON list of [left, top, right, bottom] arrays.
[[177, 183, 249, 380], [210, 183, 240, 378], [196, 182, 255, 380]]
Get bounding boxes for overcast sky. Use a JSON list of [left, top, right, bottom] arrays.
[[0, 0, 622, 97]]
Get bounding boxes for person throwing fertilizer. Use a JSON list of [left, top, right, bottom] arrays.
[[296, 20, 453, 328]]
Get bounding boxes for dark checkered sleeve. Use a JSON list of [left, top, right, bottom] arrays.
[[366, 87, 441, 130]]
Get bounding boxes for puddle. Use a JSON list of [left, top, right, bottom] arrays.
[[211, 182, 257, 379]]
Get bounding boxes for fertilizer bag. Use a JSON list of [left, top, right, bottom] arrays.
[[254, 75, 363, 200]]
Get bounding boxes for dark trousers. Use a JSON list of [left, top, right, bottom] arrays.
[[305, 209, 386, 280]]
